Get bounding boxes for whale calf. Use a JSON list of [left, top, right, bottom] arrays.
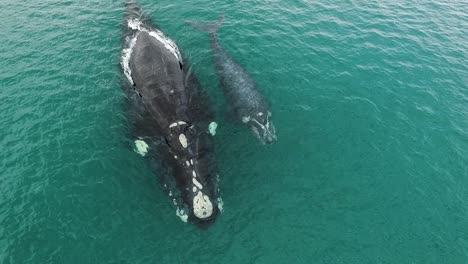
[[121, 0, 221, 228], [186, 16, 277, 144]]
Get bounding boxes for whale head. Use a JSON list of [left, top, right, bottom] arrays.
[[242, 111, 277, 144], [165, 122, 220, 228]]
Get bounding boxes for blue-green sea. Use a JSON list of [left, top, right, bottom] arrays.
[[1, 0, 467, 263]]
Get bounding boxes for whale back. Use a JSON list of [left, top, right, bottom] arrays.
[[128, 32, 188, 132]]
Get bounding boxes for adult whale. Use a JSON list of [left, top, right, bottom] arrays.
[[186, 16, 277, 144], [121, 0, 221, 228]]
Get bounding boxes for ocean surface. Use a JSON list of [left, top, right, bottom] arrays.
[[1, 0, 467, 263]]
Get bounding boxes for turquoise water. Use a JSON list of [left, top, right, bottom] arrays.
[[1, 0, 467, 263]]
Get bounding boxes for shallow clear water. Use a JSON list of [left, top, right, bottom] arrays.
[[1, 0, 467, 263]]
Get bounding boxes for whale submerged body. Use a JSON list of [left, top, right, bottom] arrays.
[[186, 16, 277, 144], [120, 0, 221, 228]]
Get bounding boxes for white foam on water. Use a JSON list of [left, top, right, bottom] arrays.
[[121, 35, 138, 85], [134, 139, 149, 156], [122, 18, 182, 85], [148, 31, 182, 63], [127, 18, 141, 30], [217, 197, 224, 212], [127, 18, 182, 63]]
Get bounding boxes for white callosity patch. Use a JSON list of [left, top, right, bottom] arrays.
[[208, 122, 218, 136], [242, 116, 251, 123], [121, 35, 139, 85], [179, 134, 188, 148], [176, 208, 188, 222], [192, 178, 203, 189], [169, 121, 187, 128], [127, 18, 182, 63], [134, 139, 149, 156], [192, 171, 197, 177], [193, 191, 213, 219]]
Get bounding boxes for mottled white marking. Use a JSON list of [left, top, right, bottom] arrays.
[[178, 121, 186, 126], [193, 186, 197, 192], [247, 111, 276, 143], [121, 34, 139, 85], [172, 199, 177, 205], [242, 116, 251, 123], [127, 18, 182, 63], [257, 112, 263, 116], [134, 139, 149, 156], [268, 111, 272, 117], [192, 171, 197, 177], [179, 134, 187, 148], [193, 191, 213, 219], [208, 121, 218, 136], [193, 178, 203, 189], [252, 126, 260, 140], [217, 197, 224, 212], [176, 208, 188, 222], [168, 190, 172, 197]]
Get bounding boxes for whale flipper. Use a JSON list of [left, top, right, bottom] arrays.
[[185, 15, 224, 36]]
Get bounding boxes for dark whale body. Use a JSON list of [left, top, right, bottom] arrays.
[[186, 16, 277, 144], [121, 0, 220, 228]]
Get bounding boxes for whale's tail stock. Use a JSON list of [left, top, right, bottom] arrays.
[[185, 14, 224, 36], [124, 0, 142, 18]]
